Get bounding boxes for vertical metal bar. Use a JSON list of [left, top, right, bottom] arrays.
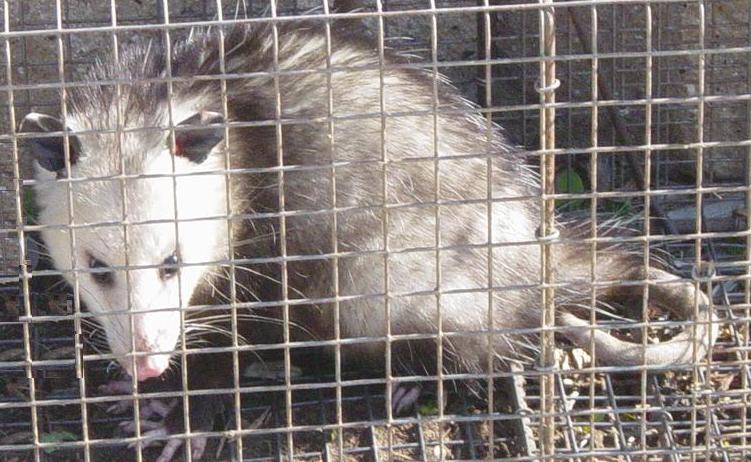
[[315, 387, 330, 459], [609, 3, 616, 161], [415, 412, 428, 460], [156, 0, 167, 45], [266, 1, 294, 459], [655, 2, 664, 188], [362, 382, 380, 461], [374, 0, 392, 429], [62, 0, 91, 441], [537, 0, 557, 458], [376, 1, 396, 459], [427, 3, 445, 462], [52, 0, 94, 460], [555, 373, 580, 461], [4, 2, 41, 461], [694, 2, 707, 461], [107, 0, 143, 459], [509, 362, 537, 456], [482, 0, 495, 460], [640, 1, 654, 456], [744, 0, 751, 457], [522, 7, 529, 148], [271, 396, 284, 462], [689, 262, 729, 462], [475, 0, 485, 107], [319, 0, 344, 459], [157, 2, 196, 460], [650, 377, 680, 462], [586, 3, 599, 460], [569, 3, 675, 236], [603, 375, 632, 462], [369, 425, 382, 462], [212, 2, 244, 460], [52, 0, 91, 460]]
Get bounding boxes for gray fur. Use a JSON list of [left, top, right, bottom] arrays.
[[43, 21, 717, 375]]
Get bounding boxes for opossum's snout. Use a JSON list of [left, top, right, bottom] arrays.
[[131, 358, 169, 380], [114, 263, 192, 381], [84, 255, 195, 382], [120, 311, 180, 380]]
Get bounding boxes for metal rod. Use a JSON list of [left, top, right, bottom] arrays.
[[538, 0, 558, 457], [567, 6, 678, 236]]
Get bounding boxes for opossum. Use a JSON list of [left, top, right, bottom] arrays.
[[21, 21, 717, 461]]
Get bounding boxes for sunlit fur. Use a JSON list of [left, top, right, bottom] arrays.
[[34, 102, 229, 377], [32, 21, 716, 383]]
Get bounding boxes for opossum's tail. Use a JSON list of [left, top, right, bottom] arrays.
[[554, 244, 718, 367]]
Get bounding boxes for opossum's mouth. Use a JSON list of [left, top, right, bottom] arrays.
[[119, 352, 172, 381]]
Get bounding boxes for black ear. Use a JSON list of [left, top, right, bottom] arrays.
[[173, 111, 225, 164], [19, 113, 81, 175]]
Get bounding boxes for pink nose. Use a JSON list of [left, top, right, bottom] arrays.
[[134, 356, 167, 381]]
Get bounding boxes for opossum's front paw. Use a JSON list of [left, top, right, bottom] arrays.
[[99, 378, 136, 414], [99, 378, 134, 395], [120, 400, 209, 462], [99, 379, 173, 420], [391, 383, 422, 415], [117, 399, 178, 431]]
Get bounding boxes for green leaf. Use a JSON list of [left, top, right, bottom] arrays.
[[418, 401, 439, 416], [556, 168, 585, 194], [601, 199, 633, 218], [23, 189, 38, 223], [40, 431, 78, 454], [556, 168, 586, 211]]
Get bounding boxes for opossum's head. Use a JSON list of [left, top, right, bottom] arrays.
[[21, 109, 229, 381]]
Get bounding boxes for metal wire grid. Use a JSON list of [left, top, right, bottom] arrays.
[[475, 0, 748, 460], [1, 241, 534, 460], [0, 2, 748, 459]]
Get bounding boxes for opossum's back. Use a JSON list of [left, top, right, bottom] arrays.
[[202, 24, 542, 282], [214, 25, 539, 229]]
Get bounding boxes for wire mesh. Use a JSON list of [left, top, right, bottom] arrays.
[[0, 0, 749, 461]]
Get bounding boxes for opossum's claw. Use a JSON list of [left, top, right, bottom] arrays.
[[144, 399, 176, 419], [99, 378, 133, 396], [106, 401, 131, 414], [126, 425, 167, 450], [120, 418, 163, 432], [150, 434, 207, 462], [154, 438, 184, 462], [121, 399, 208, 462], [107, 398, 169, 417], [100, 379, 135, 414], [392, 384, 422, 415], [125, 424, 206, 462]]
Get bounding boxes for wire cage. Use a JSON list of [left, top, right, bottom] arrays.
[[0, 0, 749, 461]]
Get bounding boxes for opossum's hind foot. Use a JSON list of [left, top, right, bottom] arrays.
[[392, 383, 423, 415]]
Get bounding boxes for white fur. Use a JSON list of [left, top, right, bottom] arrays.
[[35, 107, 228, 378]]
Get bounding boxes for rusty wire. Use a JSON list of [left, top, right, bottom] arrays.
[[0, 1, 749, 461]]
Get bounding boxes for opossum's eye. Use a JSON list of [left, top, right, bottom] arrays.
[[87, 254, 114, 286], [159, 252, 180, 280]]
